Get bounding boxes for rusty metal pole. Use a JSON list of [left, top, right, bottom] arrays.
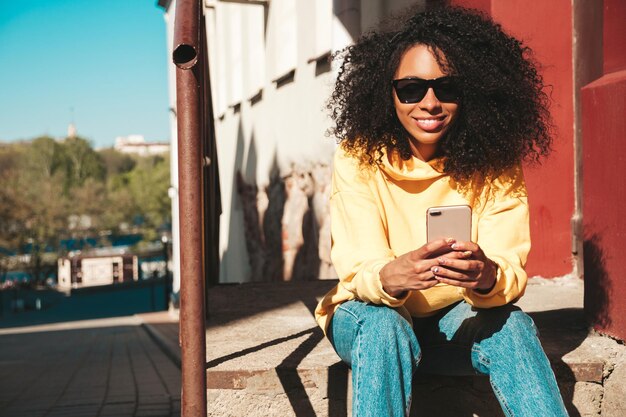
[[172, 0, 206, 416]]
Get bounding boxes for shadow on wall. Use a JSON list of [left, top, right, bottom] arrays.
[[223, 120, 249, 281], [583, 233, 612, 330], [236, 140, 335, 282], [236, 149, 285, 282]]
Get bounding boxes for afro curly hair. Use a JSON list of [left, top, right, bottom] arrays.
[[327, 5, 553, 184]]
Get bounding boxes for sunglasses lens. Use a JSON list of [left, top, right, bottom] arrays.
[[434, 79, 460, 102], [395, 80, 427, 103], [393, 78, 460, 103]]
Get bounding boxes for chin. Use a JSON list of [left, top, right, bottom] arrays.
[[411, 132, 446, 146]]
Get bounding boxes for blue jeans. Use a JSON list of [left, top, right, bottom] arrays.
[[328, 300, 568, 417]]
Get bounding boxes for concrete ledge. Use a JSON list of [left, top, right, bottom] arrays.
[[140, 316, 181, 368], [141, 278, 626, 416]]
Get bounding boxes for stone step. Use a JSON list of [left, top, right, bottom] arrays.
[[139, 278, 626, 417]]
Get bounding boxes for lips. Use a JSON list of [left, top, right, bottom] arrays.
[[413, 116, 446, 132]]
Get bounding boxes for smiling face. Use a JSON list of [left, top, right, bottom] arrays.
[[393, 44, 460, 161]]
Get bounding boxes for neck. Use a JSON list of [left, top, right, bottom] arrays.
[[409, 141, 437, 162]]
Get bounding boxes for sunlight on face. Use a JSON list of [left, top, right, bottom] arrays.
[[393, 44, 460, 161]]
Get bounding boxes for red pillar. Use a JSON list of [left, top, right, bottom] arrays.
[[451, 0, 575, 277], [582, 0, 626, 341]]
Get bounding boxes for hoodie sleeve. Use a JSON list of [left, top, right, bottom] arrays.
[[462, 167, 531, 308], [329, 148, 409, 307]]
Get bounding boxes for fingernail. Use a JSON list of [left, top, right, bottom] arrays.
[[464, 251, 472, 256], [451, 243, 458, 249], [437, 258, 446, 265], [446, 238, 455, 244], [432, 267, 439, 274]]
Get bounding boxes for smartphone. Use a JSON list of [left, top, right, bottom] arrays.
[[426, 205, 472, 243]]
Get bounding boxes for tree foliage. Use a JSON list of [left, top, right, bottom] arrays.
[[0, 136, 171, 282]]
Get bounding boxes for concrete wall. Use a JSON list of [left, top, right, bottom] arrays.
[[161, 0, 181, 296], [162, 0, 579, 285], [207, 0, 336, 283], [161, 1, 626, 290], [203, 0, 422, 283]]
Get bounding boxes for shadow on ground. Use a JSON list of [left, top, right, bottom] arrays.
[[146, 280, 588, 416]]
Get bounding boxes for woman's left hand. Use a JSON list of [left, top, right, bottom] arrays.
[[430, 241, 498, 292]]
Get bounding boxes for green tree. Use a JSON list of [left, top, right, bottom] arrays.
[[106, 154, 171, 238], [0, 144, 25, 279], [98, 147, 136, 178], [68, 178, 107, 232], [59, 136, 105, 190], [28, 136, 64, 178], [134, 155, 171, 231], [0, 136, 172, 284], [12, 139, 69, 282]]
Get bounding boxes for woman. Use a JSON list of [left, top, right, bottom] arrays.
[[314, 6, 568, 417]]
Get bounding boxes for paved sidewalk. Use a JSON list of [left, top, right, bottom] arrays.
[[5, 277, 622, 416], [0, 316, 181, 417]]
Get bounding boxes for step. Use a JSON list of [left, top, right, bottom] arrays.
[[139, 277, 626, 416]]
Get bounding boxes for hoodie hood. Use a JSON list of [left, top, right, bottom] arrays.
[[379, 148, 446, 182]]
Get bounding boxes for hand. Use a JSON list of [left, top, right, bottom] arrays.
[[430, 241, 498, 292], [380, 239, 472, 297]]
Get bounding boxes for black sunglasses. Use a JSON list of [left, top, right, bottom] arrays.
[[392, 76, 461, 103]]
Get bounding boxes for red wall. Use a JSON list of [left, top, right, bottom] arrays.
[[582, 0, 626, 341], [582, 71, 626, 341], [604, 0, 626, 74], [451, 0, 575, 277]]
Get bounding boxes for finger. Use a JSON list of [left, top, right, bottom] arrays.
[[440, 250, 473, 260], [412, 259, 441, 275], [450, 240, 480, 253], [437, 257, 482, 272], [434, 276, 479, 289], [417, 269, 438, 281], [431, 265, 477, 281], [413, 238, 455, 260]]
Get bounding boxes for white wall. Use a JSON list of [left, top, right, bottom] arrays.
[[163, 0, 424, 284], [162, 0, 181, 295], [208, 0, 339, 282]]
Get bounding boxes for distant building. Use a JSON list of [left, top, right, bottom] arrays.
[[67, 122, 77, 138], [58, 253, 139, 290], [114, 134, 169, 156]]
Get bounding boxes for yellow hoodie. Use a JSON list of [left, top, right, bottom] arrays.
[[314, 145, 530, 333]]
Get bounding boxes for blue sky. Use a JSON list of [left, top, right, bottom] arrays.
[[0, 0, 170, 148]]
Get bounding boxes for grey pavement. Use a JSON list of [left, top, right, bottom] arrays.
[[140, 277, 626, 416], [2, 276, 624, 416], [0, 316, 181, 417]]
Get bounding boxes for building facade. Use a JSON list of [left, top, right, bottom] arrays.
[[114, 134, 170, 156], [158, 0, 626, 340], [58, 253, 138, 290]]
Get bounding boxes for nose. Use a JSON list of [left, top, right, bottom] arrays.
[[418, 88, 442, 112]]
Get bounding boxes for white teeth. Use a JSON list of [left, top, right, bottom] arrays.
[[418, 119, 438, 126]]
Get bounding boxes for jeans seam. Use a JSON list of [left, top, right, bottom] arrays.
[[340, 302, 364, 414], [490, 381, 515, 417], [414, 350, 422, 368], [353, 318, 364, 414], [471, 345, 491, 367], [337, 303, 362, 322], [473, 345, 514, 417]]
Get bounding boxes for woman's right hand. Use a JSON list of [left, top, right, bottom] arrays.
[[379, 239, 462, 297]]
